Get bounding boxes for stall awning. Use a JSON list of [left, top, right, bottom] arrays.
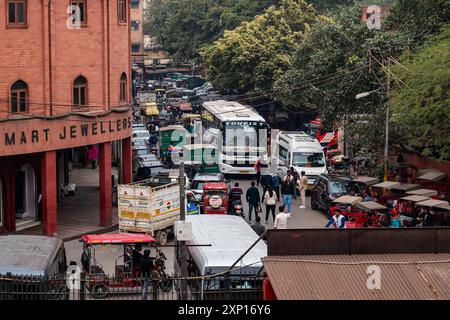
[[352, 176, 379, 186], [400, 195, 431, 203], [406, 189, 438, 197], [418, 170, 447, 182], [373, 181, 401, 189], [416, 199, 449, 208]]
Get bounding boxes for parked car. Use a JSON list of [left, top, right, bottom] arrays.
[[132, 129, 150, 142], [133, 159, 166, 182], [311, 174, 364, 214], [190, 173, 226, 202]]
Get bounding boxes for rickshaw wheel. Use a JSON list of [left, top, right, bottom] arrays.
[[90, 283, 109, 299], [157, 230, 168, 246]]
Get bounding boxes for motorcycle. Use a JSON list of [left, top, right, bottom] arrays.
[[230, 199, 244, 218], [153, 246, 172, 292]]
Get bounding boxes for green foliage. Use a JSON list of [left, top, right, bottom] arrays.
[[144, 0, 279, 62], [389, 24, 450, 160], [201, 0, 327, 93]]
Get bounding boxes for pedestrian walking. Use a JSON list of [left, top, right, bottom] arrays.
[[87, 145, 99, 169], [271, 174, 281, 201], [260, 172, 273, 197], [299, 171, 308, 209], [325, 209, 346, 229], [290, 167, 299, 199], [246, 181, 261, 222], [254, 157, 263, 186], [251, 215, 266, 237], [273, 205, 291, 230], [263, 187, 278, 224], [281, 175, 295, 213], [140, 249, 154, 300]]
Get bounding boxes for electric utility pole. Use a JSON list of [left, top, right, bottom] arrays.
[[179, 158, 188, 300]]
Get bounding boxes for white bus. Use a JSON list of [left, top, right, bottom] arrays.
[[201, 100, 270, 175], [175, 215, 267, 300], [276, 131, 327, 187]]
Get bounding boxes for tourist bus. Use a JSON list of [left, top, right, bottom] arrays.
[[201, 100, 270, 175]]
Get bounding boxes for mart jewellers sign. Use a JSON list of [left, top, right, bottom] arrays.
[[0, 114, 132, 157]]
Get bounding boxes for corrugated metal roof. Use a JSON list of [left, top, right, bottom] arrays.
[[263, 254, 450, 300], [0, 236, 62, 276]]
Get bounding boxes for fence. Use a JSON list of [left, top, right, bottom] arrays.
[[0, 273, 264, 301]]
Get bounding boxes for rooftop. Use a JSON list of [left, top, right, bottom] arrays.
[[263, 253, 450, 300]]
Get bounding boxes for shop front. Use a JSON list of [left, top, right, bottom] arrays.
[[0, 110, 133, 235]]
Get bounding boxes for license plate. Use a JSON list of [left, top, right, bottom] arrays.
[[240, 170, 249, 174]]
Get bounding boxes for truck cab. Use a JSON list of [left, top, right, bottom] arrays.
[[276, 131, 327, 187]]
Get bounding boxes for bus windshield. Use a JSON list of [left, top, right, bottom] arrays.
[[292, 152, 325, 167], [222, 122, 269, 156]]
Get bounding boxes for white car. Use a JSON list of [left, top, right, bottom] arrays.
[[132, 129, 150, 142]]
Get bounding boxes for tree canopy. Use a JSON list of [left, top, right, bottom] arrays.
[[144, 0, 279, 62], [389, 24, 450, 160], [201, 0, 328, 94]]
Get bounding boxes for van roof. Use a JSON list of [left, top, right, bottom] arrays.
[[186, 215, 267, 274], [278, 131, 322, 150], [0, 235, 63, 276]]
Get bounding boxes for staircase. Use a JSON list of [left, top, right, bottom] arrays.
[[15, 217, 42, 231]]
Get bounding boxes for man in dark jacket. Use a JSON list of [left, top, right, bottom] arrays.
[[260, 173, 273, 199], [246, 181, 261, 223], [272, 174, 282, 201], [140, 249, 154, 300]]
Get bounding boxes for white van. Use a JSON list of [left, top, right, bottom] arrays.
[[175, 215, 267, 300], [276, 131, 327, 187]]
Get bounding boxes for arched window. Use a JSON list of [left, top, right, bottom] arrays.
[[11, 80, 28, 113], [119, 73, 127, 103], [118, 0, 127, 23], [73, 76, 87, 107]]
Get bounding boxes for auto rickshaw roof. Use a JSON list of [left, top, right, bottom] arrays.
[[332, 196, 362, 205], [352, 176, 379, 186], [373, 181, 401, 189], [203, 182, 228, 190], [81, 234, 156, 245], [400, 195, 431, 203], [354, 201, 388, 211], [415, 199, 449, 208], [389, 183, 421, 192], [435, 203, 450, 210], [406, 188, 438, 197], [417, 170, 447, 182]]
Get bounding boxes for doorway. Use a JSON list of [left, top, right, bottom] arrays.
[[15, 164, 37, 220]]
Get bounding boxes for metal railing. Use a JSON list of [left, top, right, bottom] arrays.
[[0, 273, 264, 301]]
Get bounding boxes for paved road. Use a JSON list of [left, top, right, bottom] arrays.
[[64, 177, 327, 276]]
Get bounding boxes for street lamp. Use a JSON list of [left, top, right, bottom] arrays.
[[356, 87, 389, 181]]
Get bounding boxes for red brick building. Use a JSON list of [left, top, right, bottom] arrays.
[[0, 1, 133, 235]]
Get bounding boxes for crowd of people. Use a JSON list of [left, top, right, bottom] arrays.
[[228, 165, 314, 232]]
